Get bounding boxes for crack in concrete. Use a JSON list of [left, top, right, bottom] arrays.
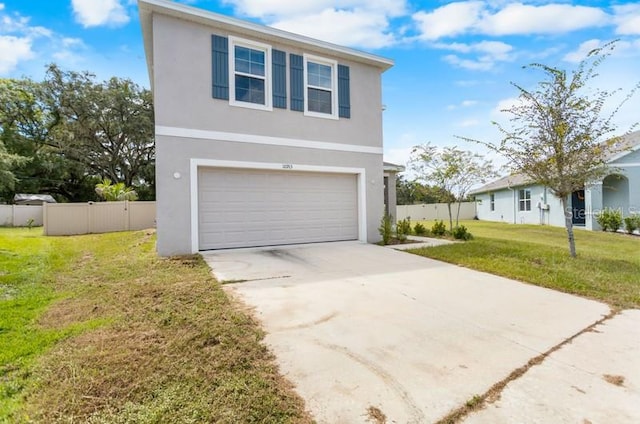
[[434, 309, 620, 424], [221, 275, 291, 284]]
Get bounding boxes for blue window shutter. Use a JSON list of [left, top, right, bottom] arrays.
[[338, 64, 351, 118], [272, 49, 287, 109], [290, 54, 304, 112], [211, 35, 229, 100]]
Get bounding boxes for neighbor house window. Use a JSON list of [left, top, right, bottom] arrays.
[[490, 193, 495, 211], [304, 54, 338, 119], [518, 189, 531, 211], [229, 37, 272, 110]]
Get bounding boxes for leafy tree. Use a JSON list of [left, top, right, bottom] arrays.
[[95, 179, 138, 201], [460, 41, 639, 257], [395, 175, 453, 205], [411, 143, 496, 231], [0, 65, 155, 203], [44, 65, 155, 195], [0, 139, 27, 192], [0, 77, 96, 202]]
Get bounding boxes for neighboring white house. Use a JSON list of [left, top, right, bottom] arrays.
[[471, 131, 640, 230], [139, 0, 393, 255]]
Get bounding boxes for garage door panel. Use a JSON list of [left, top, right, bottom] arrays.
[[198, 168, 358, 250]]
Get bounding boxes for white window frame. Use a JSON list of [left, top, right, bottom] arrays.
[[229, 36, 272, 111], [303, 54, 338, 120], [518, 189, 531, 212]]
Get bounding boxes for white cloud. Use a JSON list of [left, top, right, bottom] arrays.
[[438, 40, 514, 71], [413, 1, 483, 40], [563, 39, 603, 63], [613, 4, 640, 35], [0, 35, 33, 73], [71, 0, 129, 28], [224, 0, 405, 48], [413, 2, 609, 40], [444, 54, 494, 71], [447, 100, 479, 110], [478, 3, 609, 36], [0, 4, 4, 11], [0, 5, 88, 76], [491, 97, 522, 119], [563, 38, 640, 63], [52, 37, 87, 63], [271, 9, 395, 48], [226, 0, 406, 18]]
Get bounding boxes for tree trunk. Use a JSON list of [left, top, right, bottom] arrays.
[[447, 202, 453, 231], [560, 196, 577, 258], [455, 201, 462, 228]]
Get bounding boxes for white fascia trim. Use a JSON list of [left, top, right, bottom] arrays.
[[228, 36, 273, 111], [607, 143, 640, 163], [189, 159, 368, 253], [617, 162, 640, 167], [157, 125, 383, 154]]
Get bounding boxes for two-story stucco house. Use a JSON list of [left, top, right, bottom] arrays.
[[139, 0, 393, 256], [471, 131, 640, 230]]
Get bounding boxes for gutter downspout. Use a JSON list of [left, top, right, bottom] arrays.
[[507, 185, 516, 224]]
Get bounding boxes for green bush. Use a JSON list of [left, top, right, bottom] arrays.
[[431, 220, 447, 237], [623, 215, 640, 234], [452, 225, 473, 241], [396, 217, 412, 241], [597, 208, 623, 232], [414, 222, 427, 236], [379, 214, 393, 245]]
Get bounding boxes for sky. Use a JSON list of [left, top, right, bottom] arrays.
[[1, 0, 639, 173]]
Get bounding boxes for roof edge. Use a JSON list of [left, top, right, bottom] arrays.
[[138, 0, 394, 85]]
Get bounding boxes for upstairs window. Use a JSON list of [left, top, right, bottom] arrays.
[[518, 189, 531, 211], [229, 37, 272, 110], [304, 55, 337, 119]]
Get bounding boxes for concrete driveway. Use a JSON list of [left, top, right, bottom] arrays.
[[203, 242, 640, 423]]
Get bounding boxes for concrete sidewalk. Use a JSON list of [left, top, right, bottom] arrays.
[[202, 242, 639, 423]]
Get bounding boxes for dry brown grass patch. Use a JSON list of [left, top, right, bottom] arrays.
[[21, 231, 312, 423]]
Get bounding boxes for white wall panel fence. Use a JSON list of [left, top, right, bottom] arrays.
[[395, 202, 476, 222], [0, 205, 43, 227], [43, 201, 156, 236]]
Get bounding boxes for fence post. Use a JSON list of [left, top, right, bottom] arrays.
[[43, 203, 48, 235], [125, 200, 130, 231]]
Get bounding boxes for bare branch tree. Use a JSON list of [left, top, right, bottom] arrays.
[[411, 143, 496, 231]]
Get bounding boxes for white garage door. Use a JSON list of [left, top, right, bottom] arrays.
[[198, 168, 359, 250]]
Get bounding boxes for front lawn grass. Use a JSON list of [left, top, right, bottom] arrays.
[[408, 221, 640, 309], [0, 228, 311, 423]]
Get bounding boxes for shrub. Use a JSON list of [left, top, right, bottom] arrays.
[[378, 213, 393, 245], [396, 218, 412, 241], [414, 222, 427, 236], [452, 225, 473, 241], [596, 210, 609, 231], [624, 215, 640, 234], [431, 220, 447, 237], [597, 208, 623, 232]]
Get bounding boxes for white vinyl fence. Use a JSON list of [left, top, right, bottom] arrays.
[[43, 201, 156, 236], [0, 205, 43, 227], [396, 202, 476, 221]]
